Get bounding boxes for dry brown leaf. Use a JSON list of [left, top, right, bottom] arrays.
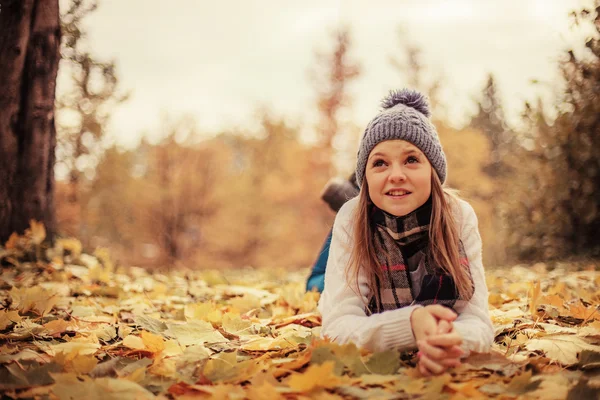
[[0, 310, 22, 330]]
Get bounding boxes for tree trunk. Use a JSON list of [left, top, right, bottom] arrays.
[[0, 0, 61, 244]]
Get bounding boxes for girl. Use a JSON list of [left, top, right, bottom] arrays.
[[318, 89, 494, 376]]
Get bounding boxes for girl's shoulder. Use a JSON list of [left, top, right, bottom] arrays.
[[448, 196, 479, 233], [335, 196, 360, 227]]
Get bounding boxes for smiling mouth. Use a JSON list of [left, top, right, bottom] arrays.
[[386, 190, 411, 196]]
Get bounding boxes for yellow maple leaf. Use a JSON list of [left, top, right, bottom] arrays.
[[567, 302, 596, 321], [539, 294, 564, 309], [447, 380, 482, 397], [162, 339, 184, 357], [222, 312, 253, 335], [54, 350, 98, 374], [287, 361, 342, 392], [246, 381, 283, 400], [141, 330, 165, 353], [184, 302, 223, 324], [9, 287, 59, 315]]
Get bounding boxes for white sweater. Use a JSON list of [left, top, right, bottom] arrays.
[[317, 196, 494, 355]]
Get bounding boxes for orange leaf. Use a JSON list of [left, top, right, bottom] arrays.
[[287, 361, 341, 392], [246, 382, 283, 400], [43, 319, 72, 336], [539, 294, 564, 309], [567, 302, 596, 321], [447, 381, 482, 397], [141, 330, 165, 354], [4, 233, 20, 249], [529, 281, 541, 317]]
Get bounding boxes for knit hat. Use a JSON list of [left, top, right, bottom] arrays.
[[355, 89, 447, 187]]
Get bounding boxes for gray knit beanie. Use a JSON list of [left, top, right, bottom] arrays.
[[355, 88, 447, 187]]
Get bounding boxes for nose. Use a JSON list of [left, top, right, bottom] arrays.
[[389, 163, 406, 182]]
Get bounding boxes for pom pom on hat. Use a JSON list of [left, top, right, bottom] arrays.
[[380, 88, 431, 118]]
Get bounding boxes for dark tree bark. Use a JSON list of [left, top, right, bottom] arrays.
[[0, 0, 61, 243]]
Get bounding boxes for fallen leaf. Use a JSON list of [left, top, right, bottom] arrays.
[[287, 361, 342, 392], [525, 334, 600, 365], [122, 335, 145, 350], [141, 330, 165, 354], [0, 310, 22, 330], [364, 349, 401, 375], [9, 287, 59, 315], [529, 280, 541, 317], [50, 372, 154, 400], [168, 320, 227, 346], [245, 381, 284, 400]]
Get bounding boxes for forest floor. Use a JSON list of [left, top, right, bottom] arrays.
[[0, 225, 599, 399]]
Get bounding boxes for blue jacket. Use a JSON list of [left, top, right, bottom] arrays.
[[305, 229, 332, 293]]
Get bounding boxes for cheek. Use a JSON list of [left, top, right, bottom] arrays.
[[420, 174, 432, 196], [366, 172, 383, 191]]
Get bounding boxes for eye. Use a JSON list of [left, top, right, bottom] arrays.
[[406, 155, 419, 164], [372, 159, 386, 168]]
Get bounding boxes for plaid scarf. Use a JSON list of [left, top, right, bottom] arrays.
[[367, 197, 473, 314]]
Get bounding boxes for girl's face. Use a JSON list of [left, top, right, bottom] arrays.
[[365, 140, 433, 217]]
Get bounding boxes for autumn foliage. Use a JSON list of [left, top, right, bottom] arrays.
[[1, 228, 600, 398]]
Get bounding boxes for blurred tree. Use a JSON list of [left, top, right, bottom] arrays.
[[307, 26, 362, 252], [55, 0, 128, 237], [309, 26, 361, 176], [507, 2, 600, 260], [0, 0, 61, 243], [469, 74, 511, 177], [467, 74, 514, 265], [389, 29, 445, 118], [146, 125, 222, 267], [205, 112, 327, 269], [81, 145, 139, 252]]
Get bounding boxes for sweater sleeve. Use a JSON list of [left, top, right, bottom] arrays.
[[317, 198, 423, 352], [452, 201, 495, 356]]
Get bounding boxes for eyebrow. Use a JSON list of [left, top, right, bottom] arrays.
[[368, 149, 420, 160]]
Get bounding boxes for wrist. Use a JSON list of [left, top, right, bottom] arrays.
[[410, 306, 424, 336]]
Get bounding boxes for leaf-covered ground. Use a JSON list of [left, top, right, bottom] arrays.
[[1, 225, 600, 399]]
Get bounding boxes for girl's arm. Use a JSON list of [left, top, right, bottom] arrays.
[[317, 199, 423, 352], [452, 202, 495, 356]]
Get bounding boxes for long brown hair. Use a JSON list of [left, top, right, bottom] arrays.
[[346, 171, 474, 312]]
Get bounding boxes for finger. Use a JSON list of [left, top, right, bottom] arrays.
[[426, 333, 463, 348], [437, 319, 452, 334], [418, 340, 449, 360], [418, 360, 431, 377], [438, 357, 462, 368], [446, 345, 465, 358], [419, 353, 446, 375], [426, 305, 458, 322]]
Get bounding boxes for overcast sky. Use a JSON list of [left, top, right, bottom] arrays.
[[66, 0, 593, 148]]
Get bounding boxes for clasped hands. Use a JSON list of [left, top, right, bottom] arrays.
[[410, 305, 464, 376]]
